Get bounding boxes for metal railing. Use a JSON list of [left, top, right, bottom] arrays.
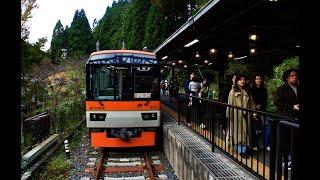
[[175, 93, 299, 180], [23, 112, 51, 147], [22, 99, 86, 154]]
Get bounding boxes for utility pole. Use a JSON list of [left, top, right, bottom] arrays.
[[121, 22, 125, 50]]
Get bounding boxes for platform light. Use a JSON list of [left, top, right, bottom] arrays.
[[250, 48, 256, 54], [249, 34, 257, 41], [195, 52, 200, 58], [208, 62, 213, 66], [164, 65, 168, 68], [204, 60, 209, 64], [184, 65, 188, 68], [184, 39, 199, 47], [172, 62, 176, 66], [210, 48, 216, 54], [178, 60, 183, 64], [296, 45, 300, 48], [162, 56, 168, 60], [228, 52, 234, 59]]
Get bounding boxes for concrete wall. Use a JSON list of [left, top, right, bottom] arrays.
[[163, 125, 212, 180]]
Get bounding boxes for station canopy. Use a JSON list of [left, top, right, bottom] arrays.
[[153, 0, 299, 70]]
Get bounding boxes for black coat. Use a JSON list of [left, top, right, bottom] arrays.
[[251, 86, 268, 111], [274, 83, 299, 119]]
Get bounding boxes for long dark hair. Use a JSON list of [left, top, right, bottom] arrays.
[[252, 74, 265, 88], [233, 74, 247, 92], [202, 78, 209, 87]]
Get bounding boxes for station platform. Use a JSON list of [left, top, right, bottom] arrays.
[[161, 95, 259, 179]]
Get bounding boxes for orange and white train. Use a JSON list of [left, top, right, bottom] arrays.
[[85, 50, 161, 148]]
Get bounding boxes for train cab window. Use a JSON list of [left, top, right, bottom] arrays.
[[88, 65, 159, 101], [133, 66, 159, 99], [91, 65, 118, 100]]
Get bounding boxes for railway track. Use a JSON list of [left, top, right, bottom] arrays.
[[88, 149, 168, 180]]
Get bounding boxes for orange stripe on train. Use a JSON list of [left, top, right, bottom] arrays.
[[91, 131, 156, 147], [86, 101, 160, 111]]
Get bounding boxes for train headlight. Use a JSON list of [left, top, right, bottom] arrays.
[[141, 113, 157, 120], [90, 113, 106, 121]]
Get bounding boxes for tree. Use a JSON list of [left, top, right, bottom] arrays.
[[123, 0, 151, 49], [93, 1, 129, 50], [21, 39, 48, 75], [65, 59, 86, 98], [21, 0, 38, 40], [143, 4, 166, 50], [92, 0, 191, 51], [143, 1, 190, 50], [50, 20, 65, 63], [34, 37, 47, 51], [67, 9, 95, 59]]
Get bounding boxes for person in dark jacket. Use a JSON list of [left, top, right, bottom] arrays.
[[251, 74, 269, 151], [274, 68, 299, 176], [274, 69, 299, 119]]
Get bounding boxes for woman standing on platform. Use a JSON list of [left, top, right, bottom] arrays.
[[226, 74, 256, 159], [251, 74, 270, 151]]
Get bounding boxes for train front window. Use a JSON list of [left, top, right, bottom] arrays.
[[88, 65, 159, 100], [90, 65, 118, 100], [133, 66, 158, 99]]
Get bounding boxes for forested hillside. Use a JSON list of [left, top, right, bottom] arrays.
[[50, 0, 210, 61]]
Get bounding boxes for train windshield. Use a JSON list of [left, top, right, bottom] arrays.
[[87, 65, 159, 100]]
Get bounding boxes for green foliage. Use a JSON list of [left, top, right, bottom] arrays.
[[21, 39, 47, 74], [166, 67, 173, 81], [50, 20, 65, 63], [69, 125, 87, 150], [143, 4, 166, 50], [225, 59, 256, 78], [21, 0, 38, 40], [94, 1, 129, 50], [176, 69, 188, 89], [34, 37, 48, 50], [65, 60, 86, 97], [92, 0, 190, 51], [66, 9, 95, 58], [123, 0, 151, 49], [266, 56, 299, 112], [191, 0, 209, 15], [33, 153, 71, 180]]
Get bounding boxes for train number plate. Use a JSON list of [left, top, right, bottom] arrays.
[[134, 93, 151, 98]]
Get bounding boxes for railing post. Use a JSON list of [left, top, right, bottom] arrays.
[[211, 103, 215, 153], [276, 121, 299, 180], [269, 119, 278, 180], [276, 121, 283, 180], [178, 93, 181, 125]]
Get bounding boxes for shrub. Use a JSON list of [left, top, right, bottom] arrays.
[[225, 59, 256, 79], [266, 56, 299, 112]]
